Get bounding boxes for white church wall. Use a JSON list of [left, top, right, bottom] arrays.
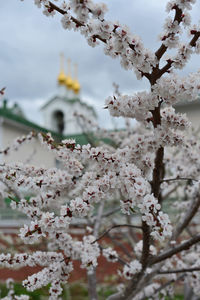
[[0, 120, 56, 168], [42, 97, 66, 132], [42, 97, 97, 135]]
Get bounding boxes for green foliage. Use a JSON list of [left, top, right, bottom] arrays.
[[0, 281, 117, 299], [0, 282, 184, 299], [0, 282, 49, 299], [165, 296, 183, 300]]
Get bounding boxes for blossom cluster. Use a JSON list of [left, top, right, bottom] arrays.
[[123, 260, 142, 280], [152, 71, 200, 105], [161, 106, 190, 130], [102, 247, 118, 263], [2, 0, 200, 299], [30, 0, 159, 78], [105, 92, 158, 123]]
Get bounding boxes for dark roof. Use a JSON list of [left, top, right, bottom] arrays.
[[0, 105, 90, 145], [41, 95, 97, 118]]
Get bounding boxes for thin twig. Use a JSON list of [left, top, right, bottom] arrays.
[[161, 177, 198, 183], [92, 224, 142, 244], [159, 267, 200, 274], [150, 233, 200, 265], [99, 244, 127, 266], [107, 232, 133, 259], [162, 184, 179, 200], [159, 30, 200, 77], [155, 5, 182, 61], [172, 195, 200, 240], [102, 207, 120, 218], [48, 2, 150, 80]]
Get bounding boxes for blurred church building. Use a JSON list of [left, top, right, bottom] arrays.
[[41, 55, 97, 136], [0, 55, 97, 226], [0, 54, 97, 168]]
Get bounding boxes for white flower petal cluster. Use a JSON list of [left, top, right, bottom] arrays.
[[33, 0, 157, 77], [161, 106, 190, 130], [140, 194, 172, 241], [123, 260, 142, 280], [102, 247, 118, 262], [0, 251, 64, 267], [105, 92, 158, 123], [159, 17, 181, 49], [79, 235, 100, 270], [152, 71, 200, 105], [166, 0, 196, 12], [172, 43, 193, 69], [23, 261, 72, 293], [70, 197, 92, 217]]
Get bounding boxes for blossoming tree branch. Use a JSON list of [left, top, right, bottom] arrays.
[[1, 0, 200, 299]]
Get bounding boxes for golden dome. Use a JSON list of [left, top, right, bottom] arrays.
[[65, 75, 73, 89], [58, 71, 67, 85], [72, 79, 80, 94], [64, 59, 74, 90], [57, 53, 67, 86], [72, 63, 81, 94], [57, 56, 81, 93]]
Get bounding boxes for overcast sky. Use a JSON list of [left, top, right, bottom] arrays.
[[0, 0, 200, 128]]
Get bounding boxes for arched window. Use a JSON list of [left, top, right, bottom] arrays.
[[53, 110, 65, 134]]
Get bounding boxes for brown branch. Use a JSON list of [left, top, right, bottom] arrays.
[[155, 5, 182, 61], [186, 227, 194, 238], [1, 180, 21, 200], [48, 2, 151, 81], [141, 221, 151, 269], [0, 87, 6, 96], [49, 1, 84, 27], [155, 44, 167, 62], [161, 177, 198, 183], [159, 30, 200, 76], [190, 31, 200, 47], [172, 195, 200, 240], [140, 105, 164, 270], [122, 105, 165, 300], [92, 224, 142, 244], [152, 147, 164, 201], [99, 244, 127, 266], [48, 1, 200, 83], [150, 233, 200, 265], [159, 267, 200, 274]]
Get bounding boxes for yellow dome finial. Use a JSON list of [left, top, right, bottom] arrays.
[[65, 58, 73, 90], [72, 63, 81, 95], [57, 53, 67, 85]]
